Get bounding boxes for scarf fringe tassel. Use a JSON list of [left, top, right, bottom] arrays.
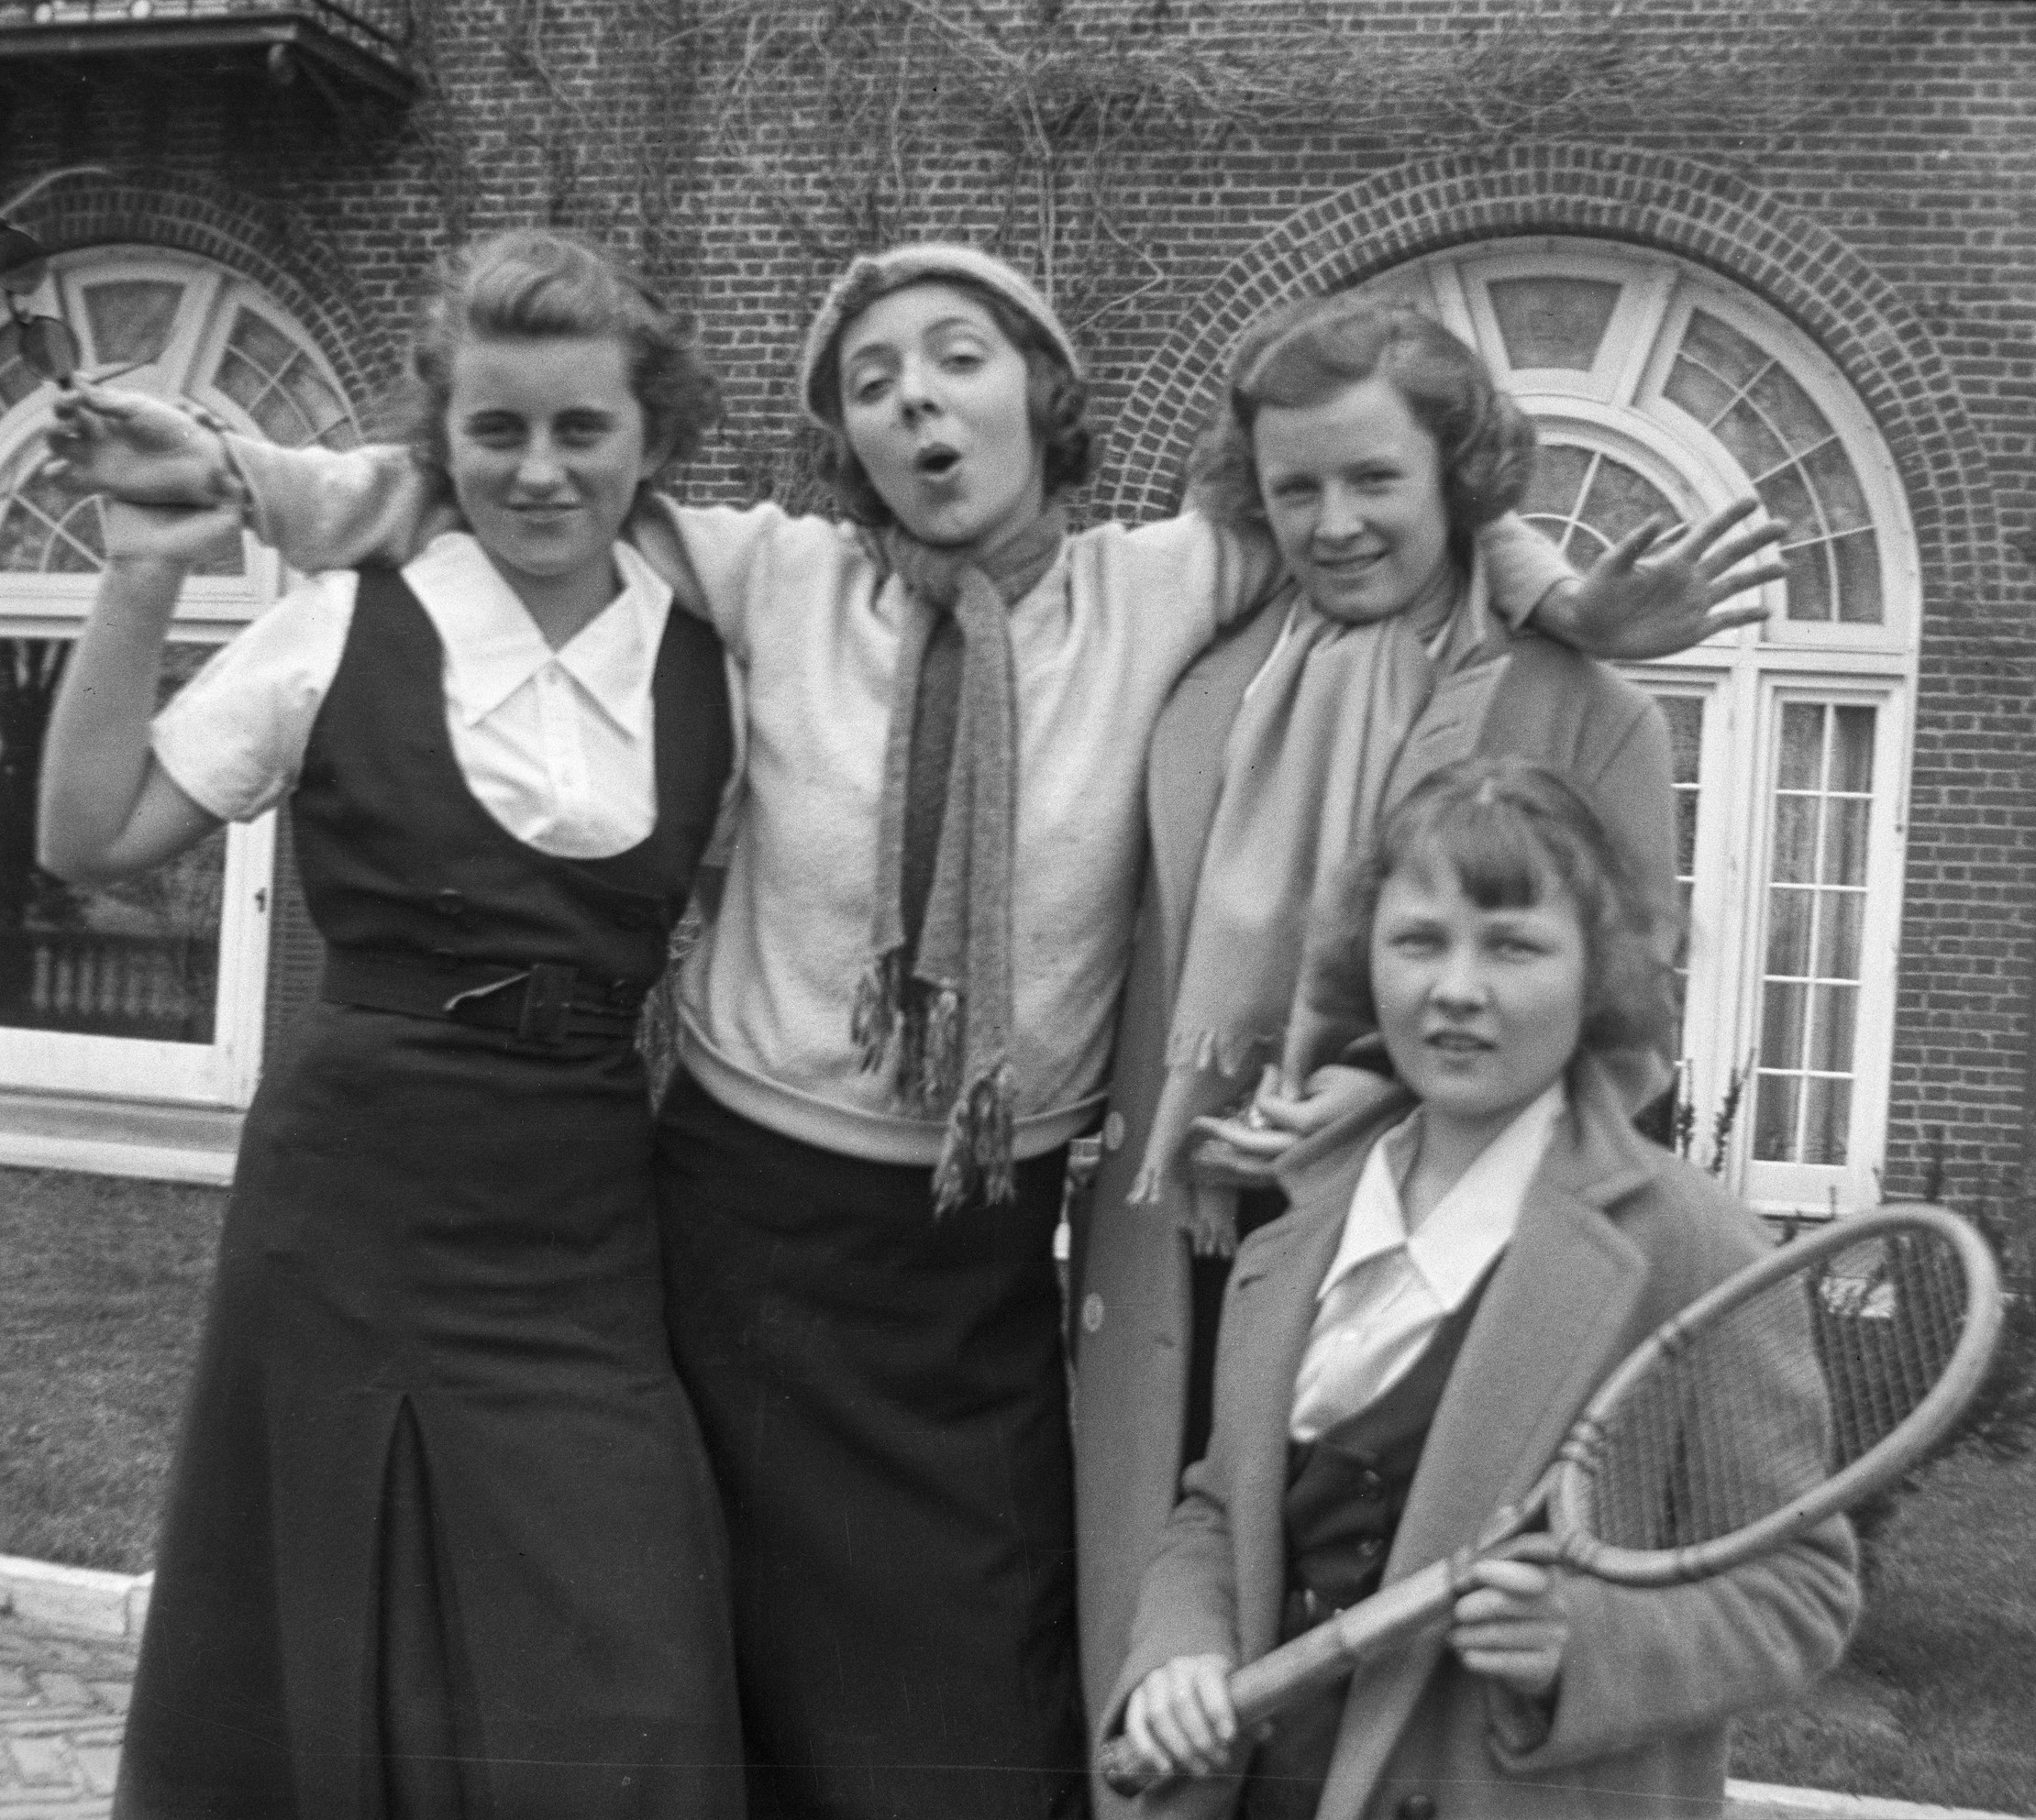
[[932, 1061, 1016, 1216], [859, 949, 1013, 1214], [853, 951, 965, 1114]]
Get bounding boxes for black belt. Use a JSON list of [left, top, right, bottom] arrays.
[[321, 949, 647, 1046]]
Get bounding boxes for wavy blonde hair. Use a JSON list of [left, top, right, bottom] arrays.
[[398, 227, 720, 499]]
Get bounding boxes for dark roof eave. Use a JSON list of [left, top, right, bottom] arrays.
[[0, 13, 416, 104]]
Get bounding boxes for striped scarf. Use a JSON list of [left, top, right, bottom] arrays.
[[851, 507, 1067, 1213]]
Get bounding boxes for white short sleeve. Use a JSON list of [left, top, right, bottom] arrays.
[[149, 570, 359, 823]]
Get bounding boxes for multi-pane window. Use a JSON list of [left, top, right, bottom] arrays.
[[1664, 313, 1880, 627], [1753, 701, 1876, 1171], [1360, 242, 1917, 1216], [0, 249, 359, 1121]]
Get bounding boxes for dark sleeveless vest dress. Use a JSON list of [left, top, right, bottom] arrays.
[[1242, 1277, 1496, 1820], [114, 568, 740, 1820]]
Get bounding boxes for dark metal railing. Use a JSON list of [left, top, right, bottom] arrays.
[[0, 927, 216, 1044], [0, 0, 412, 59]]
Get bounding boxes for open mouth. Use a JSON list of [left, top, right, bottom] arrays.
[[914, 445, 961, 480]]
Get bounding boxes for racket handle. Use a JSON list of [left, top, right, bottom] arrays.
[[1097, 1733, 1159, 1800], [1098, 1557, 1459, 1798]]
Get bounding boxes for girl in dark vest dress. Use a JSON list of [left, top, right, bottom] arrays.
[[38, 230, 744, 1820], [1105, 760, 1857, 1820]]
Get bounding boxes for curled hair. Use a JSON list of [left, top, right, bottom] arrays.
[[1190, 292, 1535, 556], [1306, 756, 1677, 1063], [809, 270, 1095, 527], [397, 227, 720, 498]]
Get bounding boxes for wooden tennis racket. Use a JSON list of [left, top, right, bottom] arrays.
[[1101, 1201, 2004, 1796]]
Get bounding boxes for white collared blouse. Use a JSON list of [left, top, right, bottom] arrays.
[[150, 532, 679, 861], [1289, 1080, 1568, 1441]]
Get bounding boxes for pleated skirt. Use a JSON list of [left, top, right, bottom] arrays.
[[115, 1005, 745, 1820]]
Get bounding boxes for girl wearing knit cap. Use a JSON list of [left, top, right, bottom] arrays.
[[49, 242, 1776, 1820]]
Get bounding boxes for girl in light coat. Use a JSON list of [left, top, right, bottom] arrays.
[[1107, 758, 1858, 1820]]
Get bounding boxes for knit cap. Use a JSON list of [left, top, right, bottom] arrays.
[[798, 243, 1080, 427]]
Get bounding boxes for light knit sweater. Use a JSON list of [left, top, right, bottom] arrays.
[[221, 436, 1570, 1164]]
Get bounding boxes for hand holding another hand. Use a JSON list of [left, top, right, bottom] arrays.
[[45, 384, 237, 507]]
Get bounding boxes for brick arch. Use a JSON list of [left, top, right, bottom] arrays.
[[1091, 143, 2002, 618], [6, 172, 396, 417]]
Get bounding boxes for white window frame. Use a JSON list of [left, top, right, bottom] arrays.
[[0, 248, 353, 1131], [1361, 238, 1920, 1217]]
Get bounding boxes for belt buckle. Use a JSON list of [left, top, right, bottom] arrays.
[[516, 962, 579, 1044]]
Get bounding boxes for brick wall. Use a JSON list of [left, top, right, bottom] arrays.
[[0, 0, 2028, 1203]]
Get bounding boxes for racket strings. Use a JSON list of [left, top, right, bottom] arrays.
[[1578, 1228, 1973, 1553]]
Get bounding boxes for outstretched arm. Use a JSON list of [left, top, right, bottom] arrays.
[[39, 503, 238, 884], [48, 384, 435, 572]]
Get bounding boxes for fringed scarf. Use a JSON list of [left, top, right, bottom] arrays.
[[851, 507, 1068, 1214], [1130, 583, 1439, 1250]]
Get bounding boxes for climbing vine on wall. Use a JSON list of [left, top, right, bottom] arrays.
[[395, 0, 1888, 507], [670, 0, 1880, 332]]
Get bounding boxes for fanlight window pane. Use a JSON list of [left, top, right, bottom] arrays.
[[1752, 702, 1876, 1166], [0, 437, 243, 576], [1488, 278, 1621, 371], [82, 280, 184, 369], [1521, 444, 1679, 565], [1664, 309, 1882, 625], [0, 640, 221, 1045], [0, 322, 43, 410], [214, 307, 359, 450], [0, 463, 105, 573]]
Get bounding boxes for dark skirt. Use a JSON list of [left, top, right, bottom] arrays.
[[657, 1072, 1088, 1820], [115, 1005, 744, 1820]]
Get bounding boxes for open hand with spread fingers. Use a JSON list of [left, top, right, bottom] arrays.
[[1541, 497, 1789, 661]]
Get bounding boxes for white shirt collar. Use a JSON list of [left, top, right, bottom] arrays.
[[402, 532, 673, 738], [1318, 1079, 1568, 1311]]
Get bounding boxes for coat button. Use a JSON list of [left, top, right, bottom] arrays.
[[1355, 1467, 1385, 1496], [1081, 1292, 1105, 1333], [433, 888, 466, 919], [1103, 1111, 1125, 1152], [1397, 1796, 1437, 1820]]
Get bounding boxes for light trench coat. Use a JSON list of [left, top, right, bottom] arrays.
[[1101, 1058, 1860, 1820], [1069, 594, 1684, 1767]]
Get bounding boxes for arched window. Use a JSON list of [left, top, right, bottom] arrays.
[[1357, 240, 1919, 1217], [0, 248, 360, 1161]]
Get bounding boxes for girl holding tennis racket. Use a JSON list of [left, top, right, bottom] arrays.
[[1108, 756, 1861, 1820]]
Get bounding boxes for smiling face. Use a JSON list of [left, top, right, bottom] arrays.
[[1370, 854, 1588, 1152], [835, 281, 1046, 556], [1252, 373, 1457, 629], [445, 332, 658, 634]]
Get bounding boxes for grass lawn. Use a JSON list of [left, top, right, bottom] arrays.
[[1731, 1444, 2036, 1815], [0, 1165, 224, 1575], [3, 1162, 2033, 1814]]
